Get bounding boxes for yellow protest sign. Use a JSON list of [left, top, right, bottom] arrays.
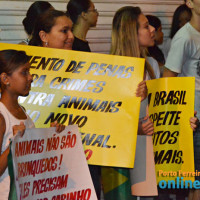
[[147, 77, 195, 183], [0, 43, 144, 167]]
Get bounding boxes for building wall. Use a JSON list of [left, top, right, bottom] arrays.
[[0, 0, 184, 54]]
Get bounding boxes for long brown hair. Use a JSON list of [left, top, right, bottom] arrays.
[[111, 6, 155, 79]]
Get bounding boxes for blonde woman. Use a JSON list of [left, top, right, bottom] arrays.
[[111, 6, 159, 136], [102, 6, 159, 200]]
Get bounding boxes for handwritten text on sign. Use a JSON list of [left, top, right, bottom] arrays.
[[11, 125, 97, 200]]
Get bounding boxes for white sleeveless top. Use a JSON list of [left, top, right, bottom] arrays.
[[0, 102, 35, 199]]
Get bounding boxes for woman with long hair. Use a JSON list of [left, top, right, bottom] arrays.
[[102, 6, 159, 200], [111, 6, 159, 133], [111, 7, 158, 79]]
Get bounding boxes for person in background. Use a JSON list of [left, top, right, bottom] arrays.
[[146, 15, 165, 74], [29, 9, 74, 50], [67, 1, 101, 199], [20, 1, 54, 45], [163, 0, 200, 199], [67, 0, 98, 52], [162, 3, 191, 59]]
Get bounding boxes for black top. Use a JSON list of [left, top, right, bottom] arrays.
[[148, 45, 165, 65], [72, 36, 91, 52]]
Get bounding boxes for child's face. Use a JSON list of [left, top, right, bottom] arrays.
[[155, 26, 163, 45], [8, 62, 32, 97]]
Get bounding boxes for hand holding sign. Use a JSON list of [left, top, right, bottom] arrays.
[[136, 80, 147, 101], [13, 122, 26, 137], [140, 115, 154, 135], [50, 120, 65, 133], [190, 111, 199, 131]]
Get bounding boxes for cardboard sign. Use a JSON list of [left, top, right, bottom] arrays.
[[11, 125, 97, 200]]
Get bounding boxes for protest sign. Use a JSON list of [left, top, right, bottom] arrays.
[[147, 77, 195, 183], [11, 125, 97, 200], [0, 43, 144, 167]]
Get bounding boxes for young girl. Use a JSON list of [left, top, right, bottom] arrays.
[[0, 50, 64, 199]]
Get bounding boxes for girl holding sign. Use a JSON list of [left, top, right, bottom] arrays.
[[101, 6, 159, 200], [0, 50, 65, 199], [110, 6, 159, 135]]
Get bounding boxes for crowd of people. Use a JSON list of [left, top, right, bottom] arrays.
[[0, 0, 200, 199]]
